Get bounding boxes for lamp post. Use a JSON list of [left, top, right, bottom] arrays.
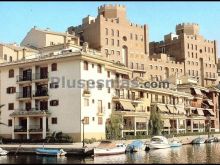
[[81, 118, 85, 148]]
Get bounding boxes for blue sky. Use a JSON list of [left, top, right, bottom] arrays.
[[0, 1, 220, 55]]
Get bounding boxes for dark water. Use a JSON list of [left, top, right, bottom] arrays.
[[1, 143, 220, 164]]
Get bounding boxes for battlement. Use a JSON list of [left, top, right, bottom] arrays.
[[176, 22, 200, 35], [176, 22, 199, 28], [98, 4, 126, 11], [98, 4, 126, 19]]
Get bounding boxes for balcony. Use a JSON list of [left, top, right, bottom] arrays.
[[32, 90, 49, 99], [16, 92, 32, 101], [16, 75, 32, 84], [29, 125, 49, 132], [32, 73, 49, 82], [14, 126, 27, 132], [10, 109, 51, 117]]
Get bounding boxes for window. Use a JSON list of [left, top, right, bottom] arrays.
[[108, 88, 111, 93], [117, 30, 119, 37], [117, 40, 120, 47], [187, 43, 189, 49], [116, 51, 120, 56], [105, 49, 109, 56], [140, 35, 143, 41], [130, 33, 133, 40], [205, 47, 207, 52], [136, 63, 138, 69], [108, 102, 111, 109], [84, 98, 89, 106], [180, 69, 183, 73], [8, 119, 12, 127], [84, 61, 88, 70], [50, 100, 59, 106], [192, 52, 193, 58], [111, 39, 114, 46], [9, 56, 12, 62], [131, 62, 134, 69], [92, 117, 95, 121], [105, 28, 108, 35], [98, 117, 103, 125], [92, 99, 95, 103], [196, 53, 198, 58], [52, 117, 57, 124], [8, 103, 14, 110], [84, 117, 89, 124], [4, 54, 7, 61], [50, 42, 54, 46], [213, 73, 215, 78], [50, 82, 59, 88], [191, 44, 193, 50], [51, 63, 57, 71], [92, 64, 94, 68], [150, 65, 153, 69], [196, 71, 199, 76], [123, 36, 127, 41], [6, 87, 16, 94], [9, 69, 14, 78], [111, 29, 114, 36], [107, 71, 110, 78], [135, 34, 138, 40], [141, 64, 144, 70], [172, 68, 174, 72], [105, 38, 108, 45], [195, 45, 197, 50], [111, 50, 114, 55], [97, 64, 102, 73]]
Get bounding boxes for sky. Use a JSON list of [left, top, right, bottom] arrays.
[[0, 1, 220, 55]]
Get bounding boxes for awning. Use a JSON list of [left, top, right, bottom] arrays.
[[207, 100, 214, 106], [167, 106, 178, 114], [197, 109, 204, 116], [193, 88, 202, 95], [157, 105, 169, 113], [163, 120, 171, 127], [176, 107, 186, 115], [120, 101, 135, 111], [205, 109, 215, 116]]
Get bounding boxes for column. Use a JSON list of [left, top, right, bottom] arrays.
[[42, 116, 46, 139], [12, 117, 15, 139], [176, 119, 179, 134], [184, 120, 187, 133], [27, 116, 30, 139], [191, 120, 193, 132], [134, 117, 136, 136]]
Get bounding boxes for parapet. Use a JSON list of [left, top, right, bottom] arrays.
[[176, 23, 200, 35], [98, 4, 126, 19]]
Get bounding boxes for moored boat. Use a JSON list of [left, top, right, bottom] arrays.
[[126, 140, 146, 152], [148, 136, 170, 149], [35, 148, 67, 156], [94, 140, 126, 156], [169, 140, 182, 147], [191, 137, 206, 144], [0, 148, 8, 156]]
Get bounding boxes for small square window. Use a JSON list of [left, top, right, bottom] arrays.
[[8, 119, 12, 127], [8, 103, 14, 110], [52, 117, 57, 124]]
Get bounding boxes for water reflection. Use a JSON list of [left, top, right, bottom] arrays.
[[2, 143, 220, 164]]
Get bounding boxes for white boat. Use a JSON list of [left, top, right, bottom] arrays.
[[169, 139, 182, 147], [94, 141, 126, 156], [148, 136, 171, 149], [0, 148, 8, 156]]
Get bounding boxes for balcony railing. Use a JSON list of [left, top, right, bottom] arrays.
[[16, 75, 32, 82], [33, 73, 48, 80], [33, 90, 49, 97], [14, 125, 27, 132], [16, 92, 32, 99]]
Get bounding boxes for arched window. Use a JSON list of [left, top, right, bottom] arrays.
[[9, 56, 13, 62], [9, 69, 14, 78], [51, 63, 57, 71], [117, 30, 119, 37]]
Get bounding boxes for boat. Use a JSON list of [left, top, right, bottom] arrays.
[[126, 140, 146, 152], [35, 148, 67, 156], [147, 136, 170, 149], [191, 137, 206, 144], [0, 148, 8, 156], [169, 139, 182, 147], [94, 140, 126, 156]]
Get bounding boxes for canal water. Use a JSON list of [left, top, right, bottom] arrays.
[[1, 143, 220, 164]]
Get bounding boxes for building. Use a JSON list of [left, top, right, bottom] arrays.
[[67, 4, 149, 78], [150, 23, 218, 86]]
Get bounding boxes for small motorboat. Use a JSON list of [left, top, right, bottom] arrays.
[[126, 140, 146, 152], [169, 139, 182, 147], [94, 140, 126, 156], [35, 148, 67, 156], [0, 148, 8, 156], [191, 137, 206, 144], [205, 137, 217, 143], [147, 136, 170, 149]]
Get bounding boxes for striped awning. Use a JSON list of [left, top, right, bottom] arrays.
[[163, 120, 171, 127], [176, 107, 186, 114], [197, 109, 204, 116], [167, 106, 178, 114], [193, 88, 202, 95], [157, 105, 169, 113], [207, 100, 214, 106], [206, 109, 215, 116], [120, 101, 135, 111]]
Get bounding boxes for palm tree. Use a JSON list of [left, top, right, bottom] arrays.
[[149, 105, 163, 136]]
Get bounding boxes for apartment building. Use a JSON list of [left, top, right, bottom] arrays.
[[67, 4, 149, 78], [0, 43, 133, 142], [0, 43, 38, 63], [150, 23, 218, 86]]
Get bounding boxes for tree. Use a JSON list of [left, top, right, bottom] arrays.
[[148, 105, 163, 136], [106, 114, 123, 140]]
